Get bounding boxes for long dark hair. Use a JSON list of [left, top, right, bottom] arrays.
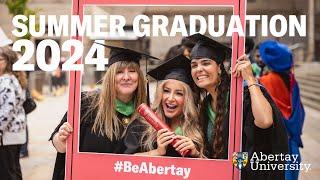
[[277, 71, 291, 90], [199, 63, 230, 158]]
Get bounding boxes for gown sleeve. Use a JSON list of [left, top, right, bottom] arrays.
[[49, 113, 67, 141], [49, 91, 95, 180], [49, 113, 67, 180], [241, 85, 289, 180]]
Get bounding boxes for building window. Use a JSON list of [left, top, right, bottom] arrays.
[[316, 0, 320, 13]]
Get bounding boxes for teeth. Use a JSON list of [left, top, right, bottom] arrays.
[[197, 75, 208, 80], [166, 104, 177, 109]]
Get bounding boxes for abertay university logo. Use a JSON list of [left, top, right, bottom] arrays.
[[233, 152, 248, 170]]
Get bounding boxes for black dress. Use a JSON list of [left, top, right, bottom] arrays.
[[200, 86, 289, 180], [49, 92, 145, 180]]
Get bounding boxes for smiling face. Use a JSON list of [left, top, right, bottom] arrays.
[[190, 58, 221, 91], [161, 80, 186, 121], [115, 66, 139, 102]]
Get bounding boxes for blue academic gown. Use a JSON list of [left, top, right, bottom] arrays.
[[283, 79, 305, 180]]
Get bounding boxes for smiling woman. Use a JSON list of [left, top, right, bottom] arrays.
[[136, 55, 204, 158], [188, 33, 288, 179], [49, 44, 159, 180]]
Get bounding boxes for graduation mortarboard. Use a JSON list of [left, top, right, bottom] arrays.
[[259, 40, 293, 73], [148, 54, 192, 86], [187, 33, 231, 64], [95, 42, 159, 66]]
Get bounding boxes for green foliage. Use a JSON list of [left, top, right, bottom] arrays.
[[5, 0, 28, 15], [5, 0, 38, 40]]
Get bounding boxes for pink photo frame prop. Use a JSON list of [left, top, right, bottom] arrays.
[[66, 0, 246, 179]]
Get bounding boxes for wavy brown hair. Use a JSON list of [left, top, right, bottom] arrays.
[[141, 80, 205, 157], [82, 61, 146, 141], [199, 63, 230, 159], [0, 46, 28, 89]]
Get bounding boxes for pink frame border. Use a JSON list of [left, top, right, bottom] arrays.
[[67, 0, 246, 179]]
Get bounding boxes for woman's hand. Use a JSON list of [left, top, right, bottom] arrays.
[[156, 129, 175, 156], [173, 135, 200, 158], [232, 54, 256, 84], [57, 122, 73, 142], [233, 55, 273, 129], [52, 122, 73, 153]]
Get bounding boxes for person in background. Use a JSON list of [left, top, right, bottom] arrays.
[[180, 37, 196, 59], [259, 40, 305, 180], [245, 37, 255, 58], [51, 57, 67, 96], [0, 27, 29, 158], [164, 37, 196, 60], [251, 43, 271, 78], [0, 46, 28, 180], [0, 29, 31, 159]]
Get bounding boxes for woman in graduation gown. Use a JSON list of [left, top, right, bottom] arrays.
[[49, 44, 158, 180], [137, 54, 204, 158], [187, 34, 289, 179]]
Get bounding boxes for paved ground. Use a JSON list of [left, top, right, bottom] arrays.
[[20, 83, 320, 180], [20, 92, 68, 180]]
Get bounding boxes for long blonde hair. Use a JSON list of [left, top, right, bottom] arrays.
[[83, 61, 146, 141], [0, 46, 27, 89], [141, 80, 204, 157]]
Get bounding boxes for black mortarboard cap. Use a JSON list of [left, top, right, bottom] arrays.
[[187, 33, 231, 64], [147, 54, 192, 86], [95, 42, 159, 66]]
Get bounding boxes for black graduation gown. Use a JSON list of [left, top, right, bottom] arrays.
[[49, 93, 145, 180], [150, 144, 185, 157], [165, 145, 183, 157], [201, 86, 289, 180]]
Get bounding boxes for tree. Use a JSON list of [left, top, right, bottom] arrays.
[[5, 0, 38, 40]]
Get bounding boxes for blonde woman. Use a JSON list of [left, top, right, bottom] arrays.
[[138, 55, 204, 158], [50, 45, 158, 180], [0, 46, 28, 179]]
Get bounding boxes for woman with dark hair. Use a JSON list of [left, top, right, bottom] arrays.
[[0, 46, 28, 180], [50, 44, 158, 180], [188, 34, 288, 179], [137, 55, 204, 158], [259, 40, 305, 180]]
